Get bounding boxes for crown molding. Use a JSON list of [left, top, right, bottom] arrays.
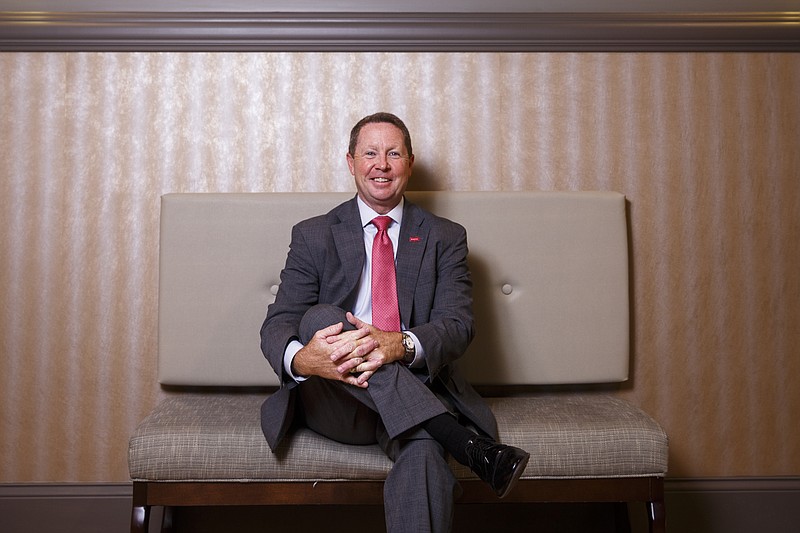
[[1, 11, 798, 51]]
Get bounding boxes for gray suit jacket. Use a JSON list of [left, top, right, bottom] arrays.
[[260, 196, 497, 450]]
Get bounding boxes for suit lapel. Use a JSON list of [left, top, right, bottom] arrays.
[[396, 202, 429, 326], [331, 198, 365, 297]]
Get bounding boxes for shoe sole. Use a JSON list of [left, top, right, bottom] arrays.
[[497, 452, 530, 499]]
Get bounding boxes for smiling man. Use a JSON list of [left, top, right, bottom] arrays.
[[259, 112, 529, 533]]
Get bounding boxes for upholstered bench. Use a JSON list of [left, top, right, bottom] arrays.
[[129, 192, 668, 532]]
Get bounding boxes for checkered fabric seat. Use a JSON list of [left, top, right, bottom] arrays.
[[129, 394, 667, 483]]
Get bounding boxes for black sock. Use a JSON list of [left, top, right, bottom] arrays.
[[422, 413, 477, 465]]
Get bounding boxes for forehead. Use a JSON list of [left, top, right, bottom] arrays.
[[356, 122, 405, 148]]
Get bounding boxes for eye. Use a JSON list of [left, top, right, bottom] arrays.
[[388, 151, 402, 159], [363, 151, 377, 159]]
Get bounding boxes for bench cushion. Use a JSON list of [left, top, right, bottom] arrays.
[[129, 394, 667, 482]]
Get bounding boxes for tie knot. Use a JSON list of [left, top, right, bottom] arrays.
[[372, 216, 393, 232]]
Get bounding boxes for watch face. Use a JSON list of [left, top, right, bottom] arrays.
[[402, 333, 415, 365], [402, 333, 414, 354]]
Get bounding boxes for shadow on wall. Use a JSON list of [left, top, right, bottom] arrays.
[[407, 162, 449, 191]]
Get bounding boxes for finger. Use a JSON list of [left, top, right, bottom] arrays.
[[338, 356, 362, 374], [346, 312, 369, 329], [316, 321, 345, 339], [354, 338, 378, 356], [356, 369, 375, 385], [329, 339, 355, 361], [330, 336, 378, 362], [329, 344, 351, 361], [329, 339, 363, 362], [342, 373, 369, 388], [345, 354, 382, 375], [326, 325, 371, 345]]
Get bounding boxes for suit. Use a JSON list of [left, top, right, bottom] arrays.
[[259, 195, 498, 532]]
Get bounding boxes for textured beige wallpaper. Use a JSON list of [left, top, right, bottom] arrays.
[[1, 52, 798, 482]]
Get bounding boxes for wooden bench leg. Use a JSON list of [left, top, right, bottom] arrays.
[[131, 482, 151, 533], [613, 502, 632, 533], [161, 506, 175, 533], [131, 504, 150, 533], [647, 499, 666, 533]]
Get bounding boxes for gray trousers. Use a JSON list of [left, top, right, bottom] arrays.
[[297, 304, 461, 533]]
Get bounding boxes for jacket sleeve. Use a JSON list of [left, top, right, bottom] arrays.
[[260, 221, 321, 385]]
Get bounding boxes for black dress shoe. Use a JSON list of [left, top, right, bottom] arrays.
[[465, 436, 530, 498]]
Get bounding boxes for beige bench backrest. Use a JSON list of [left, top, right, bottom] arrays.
[[159, 192, 629, 387]]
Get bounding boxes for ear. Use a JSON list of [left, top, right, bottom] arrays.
[[346, 152, 356, 176]]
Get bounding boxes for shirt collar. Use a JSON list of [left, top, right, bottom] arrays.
[[357, 196, 404, 229]]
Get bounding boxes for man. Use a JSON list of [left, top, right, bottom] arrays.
[[260, 112, 529, 532]]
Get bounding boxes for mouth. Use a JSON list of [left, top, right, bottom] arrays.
[[370, 177, 392, 183]]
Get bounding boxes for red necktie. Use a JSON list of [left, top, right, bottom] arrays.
[[371, 216, 401, 331]]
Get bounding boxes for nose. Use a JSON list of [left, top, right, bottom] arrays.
[[374, 154, 390, 170]]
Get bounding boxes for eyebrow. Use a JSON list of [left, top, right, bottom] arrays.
[[362, 144, 404, 152]]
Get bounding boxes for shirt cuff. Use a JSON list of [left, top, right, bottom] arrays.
[[283, 339, 307, 382], [404, 330, 425, 369]]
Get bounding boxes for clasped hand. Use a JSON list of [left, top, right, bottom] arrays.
[[292, 312, 405, 388]]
